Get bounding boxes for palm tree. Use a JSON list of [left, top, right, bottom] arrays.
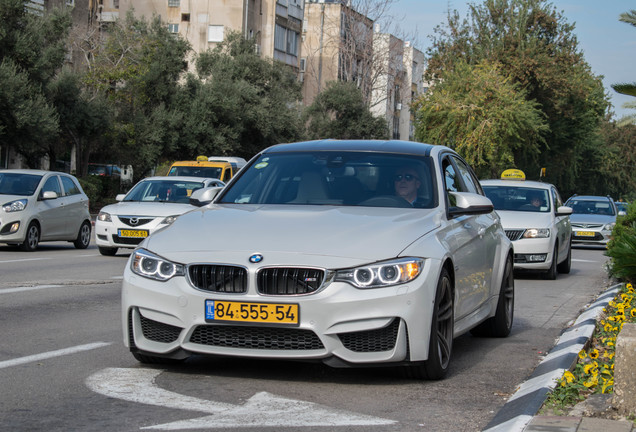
[[611, 10, 636, 125]]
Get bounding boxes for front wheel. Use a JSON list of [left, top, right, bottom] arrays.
[[544, 243, 558, 280], [557, 241, 572, 274], [73, 221, 91, 249], [405, 267, 454, 380], [20, 222, 40, 251]]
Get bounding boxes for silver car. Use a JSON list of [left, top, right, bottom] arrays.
[[565, 195, 618, 246], [0, 169, 91, 251], [122, 140, 514, 379], [481, 179, 572, 279]]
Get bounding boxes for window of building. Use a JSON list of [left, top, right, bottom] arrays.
[[181, 13, 190, 22], [168, 23, 179, 33], [286, 30, 298, 56], [208, 25, 224, 42], [168, 0, 180, 7], [274, 24, 286, 52]]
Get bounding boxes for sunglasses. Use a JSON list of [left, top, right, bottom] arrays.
[[395, 174, 418, 182]]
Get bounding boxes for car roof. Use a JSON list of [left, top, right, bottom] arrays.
[[260, 139, 444, 157], [566, 195, 613, 201], [480, 179, 554, 190], [139, 176, 222, 183], [0, 169, 71, 176], [169, 160, 231, 167]]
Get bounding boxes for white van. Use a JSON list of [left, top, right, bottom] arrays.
[[207, 156, 247, 172]]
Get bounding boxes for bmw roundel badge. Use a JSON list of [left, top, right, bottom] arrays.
[[249, 254, 263, 264]]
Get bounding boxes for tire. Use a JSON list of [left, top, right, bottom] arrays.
[[405, 267, 454, 380], [544, 243, 558, 280], [98, 246, 118, 256], [20, 222, 40, 251], [556, 240, 572, 274], [471, 254, 514, 337], [73, 221, 91, 249]]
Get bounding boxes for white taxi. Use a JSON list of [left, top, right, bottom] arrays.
[[481, 170, 572, 279]]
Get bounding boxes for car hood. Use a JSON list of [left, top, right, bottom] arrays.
[[100, 201, 196, 217], [494, 210, 554, 229], [142, 204, 442, 267], [0, 194, 33, 205], [569, 213, 615, 224]]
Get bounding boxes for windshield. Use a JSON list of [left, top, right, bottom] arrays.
[[567, 199, 615, 216], [483, 185, 551, 213], [124, 180, 206, 203], [218, 152, 436, 208], [168, 166, 223, 179], [0, 173, 42, 196]]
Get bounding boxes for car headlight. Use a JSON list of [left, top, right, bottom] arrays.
[[2, 199, 27, 212], [523, 228, 550, 238], [97, 211, 112, 222], [334, 258, 423, 289], [160, 215, 178, 225], [603, 223, 615, 231], [131, 249, 185, 281]]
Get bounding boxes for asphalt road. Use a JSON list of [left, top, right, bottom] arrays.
[[0, 241, 611, 432]]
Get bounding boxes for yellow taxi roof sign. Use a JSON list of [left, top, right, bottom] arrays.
[[196, 155, 208, 162], [501, 169, 526, 180]]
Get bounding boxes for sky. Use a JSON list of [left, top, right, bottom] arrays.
[[386, 0, 636, 120]]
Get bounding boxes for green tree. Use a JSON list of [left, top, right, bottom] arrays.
[[423, 0, 607, 193], [302, 81, 388, 140], [0, 0, 71, 167], [413, 60, 548, 178], [611, 10, 636, 127], [84, 11, 191, 179], [176, 32, 303, 160]]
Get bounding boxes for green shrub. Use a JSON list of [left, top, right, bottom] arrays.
[[78, 176, 121, 213], [607, 202, 636, 281]]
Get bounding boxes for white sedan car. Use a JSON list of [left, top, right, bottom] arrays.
[[481, 178, 572, 279], [95, 176, 224, 256], [122, 140, 514, 380]]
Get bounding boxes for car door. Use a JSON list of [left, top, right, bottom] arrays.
[[59, 175, 88, 237], [440, 155, 491, 321], [551, 186, 571, 262], [36, 174, 67, 240]]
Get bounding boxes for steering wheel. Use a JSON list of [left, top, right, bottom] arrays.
[[358, 195, 412, 208]]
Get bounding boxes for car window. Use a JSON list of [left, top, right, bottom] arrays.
[[0, 173, 42, 196], [452, 156, 481, 194], [41, 175, 62, 197], [218, 152, 436, 208], [124, 180, 205, 203], [551, 187, 563, 210], [482, 186, 551, 212], [60, 176, 81, 196], [168, 166, 223, 179], [566, 199, 615, 216]]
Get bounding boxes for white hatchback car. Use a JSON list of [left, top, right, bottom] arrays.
[[481, 177, 572, 279], [0, 169, 91, 251], [122, 140, 514, 380], [95, 176, 224, 256]]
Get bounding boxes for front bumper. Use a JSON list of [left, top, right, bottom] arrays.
[[95, 220, 164, 249], [511, 237, 553, 270], [122, 258, 440, 365], [571, 229, 611, 245]]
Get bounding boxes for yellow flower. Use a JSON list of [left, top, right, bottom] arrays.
[[631, 309, 636, 317], [578, 350, 587, 359], [584, 375, 599, 388], [584, 362, 598, 375], [626, 283, 633, 291], [562, 370, 575, 384], [601, 378, 614, 393], [604, 323, 614, 332], [589, 349, 599, 359]]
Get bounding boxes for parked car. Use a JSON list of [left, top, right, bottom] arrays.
[[0, 169, 91, 251], [565, 195, 618, 246], [615, 201, 629, 215], [95, 176, 224, 256], [122, 139, 514, 380], [206, 156, 247, 172], [167, 157, 235, 182], [481, 173, 572, 279]]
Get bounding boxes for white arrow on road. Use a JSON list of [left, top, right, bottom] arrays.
[[86, 367, 397, 430]]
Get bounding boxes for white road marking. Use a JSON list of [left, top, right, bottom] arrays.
[[1, 285, 63, 294], [0, 342, 111, 369], [87, 368, 397, 430], [572, 259, 599, 263], [0, 257, 49, 264]]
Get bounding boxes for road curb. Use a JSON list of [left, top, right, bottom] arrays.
[[482, 283, 623, 432]]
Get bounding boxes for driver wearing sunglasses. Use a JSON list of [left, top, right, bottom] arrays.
[[394, 167, 423, 206]]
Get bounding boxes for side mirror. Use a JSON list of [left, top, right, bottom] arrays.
[[448, 192, 494, 216], [41, 191, 58, 200], [190, 187, 222, 207], [115, 194, 126, 202], [556, 205, 573, 216]]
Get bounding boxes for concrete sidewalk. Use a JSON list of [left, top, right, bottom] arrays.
[[526, 416, 633, 431]]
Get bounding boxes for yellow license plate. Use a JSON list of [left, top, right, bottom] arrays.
[[205, 300, 299, 325], [118, 229, 148, 238], [575, 231, 595, 237]]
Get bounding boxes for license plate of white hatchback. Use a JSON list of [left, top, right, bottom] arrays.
[[205, 300, 299, 325]]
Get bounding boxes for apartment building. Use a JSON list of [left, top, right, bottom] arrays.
[[97, 0, 303, 71]]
